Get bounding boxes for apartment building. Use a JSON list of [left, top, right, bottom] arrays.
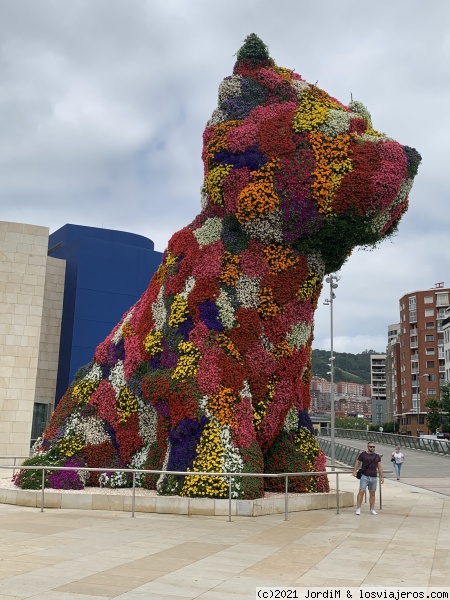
[[370, 354, 387, 425], [309, 377, 371, 417], [394, 283, 450, 435], [385, 323, 400, 422]]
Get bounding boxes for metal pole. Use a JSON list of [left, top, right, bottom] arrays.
[[336, 472, 340, 515], [330, 285, 335, 471], [228, 476, 232, 522], [284, 475, 288, 521], [132, 471, 136, 518], [41, 468, 45, 513]]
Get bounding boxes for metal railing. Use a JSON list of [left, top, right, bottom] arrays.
[[1, 464, 353, 521], [320, 428, 450, 455], [318, 439, 360, 467]]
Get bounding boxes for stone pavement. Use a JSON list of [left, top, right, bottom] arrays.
[[1, 465, 450, 599]]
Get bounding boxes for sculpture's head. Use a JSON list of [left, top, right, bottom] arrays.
[[201, 34, 421, 273]]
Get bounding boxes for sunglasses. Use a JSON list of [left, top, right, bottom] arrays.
[[368, 446, 375, 449]]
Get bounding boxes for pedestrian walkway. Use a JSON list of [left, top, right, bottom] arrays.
[[1, 468, 450, 598], [335, 436, 450, 497]]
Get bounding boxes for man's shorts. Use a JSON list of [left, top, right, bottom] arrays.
[[360, 474, 377, 491]]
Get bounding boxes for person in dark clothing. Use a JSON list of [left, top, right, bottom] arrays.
[[352, 442, 384, 515]]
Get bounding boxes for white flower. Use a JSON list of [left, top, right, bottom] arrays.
[[283, 406, 299, 433], [242, 209, 284, 244], [137, 399, 158, 445], [200, 183, 209, 209], [349, 100, 373, 128], [240, 380, 252, 399], [291, 79, 309, 98], [206, 108, 227, 127], [260, 333, 272, 353], [216, 288, 236, 329], [180, 276, 196, 301], [319, 108, 350, 138], [109, 361, 126, 394], [152, 285, 167, 331], [64, 412, 110, 446], [218, 74, 242, 104], [307, 253, 326, 279], [156, 441, 171, 492], [193, 217, 223, 247], [236, 275, 261, 309], [286, 322, 312, 349], [220, 425, 244, 498], [99, 471, 129, 488], [82, 417, 110, 446], [129, 445, 150, 487], [83, 363, 103, 382]]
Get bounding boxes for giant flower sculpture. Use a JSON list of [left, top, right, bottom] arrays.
[[18, 34, 421, 498]]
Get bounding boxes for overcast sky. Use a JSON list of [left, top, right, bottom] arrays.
[[1, 0, 449, 354]]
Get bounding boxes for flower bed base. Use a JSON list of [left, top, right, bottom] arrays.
[[0, 483, 353, 516]]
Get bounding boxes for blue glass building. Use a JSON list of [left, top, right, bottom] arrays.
[[48, 224, 162, 405]]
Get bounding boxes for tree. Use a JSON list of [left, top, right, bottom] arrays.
[[440, 383, 450, 433], [335, 416, 371, 430], [425, 397, 441, 434]]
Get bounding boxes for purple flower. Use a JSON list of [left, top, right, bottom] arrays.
[[298, 409, 315, 435], [199, 301, 223, 332], [167, 417, 209, 472], [215, 145, 267, 171], [48, 457, 84, 490]]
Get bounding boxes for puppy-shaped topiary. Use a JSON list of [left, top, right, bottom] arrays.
[[22, 34, 421, 497]]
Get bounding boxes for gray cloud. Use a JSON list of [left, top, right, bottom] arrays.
[[1, 0, 448, 353]]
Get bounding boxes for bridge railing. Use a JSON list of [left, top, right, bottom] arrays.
[[320, 428, 450, 455]]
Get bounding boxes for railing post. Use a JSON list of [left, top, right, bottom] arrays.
[[228, 475, 232, 522], [284, 475, 288, 521], [132, 471, 136, 518], [41, 468, 45, 513], [379, 473, 382, 510]]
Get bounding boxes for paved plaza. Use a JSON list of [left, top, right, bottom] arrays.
[[0, 445, 450, 599]]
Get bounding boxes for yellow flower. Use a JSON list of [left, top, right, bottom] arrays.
[[143, 330, 163, 356], [116, 386, 138, 423], [72, 380, 98, 405], [168, 295, 189, 327], [180, 422, 228, 498], [172, 341, 201, 381]]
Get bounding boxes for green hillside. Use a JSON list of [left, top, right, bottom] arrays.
[[311, 349, 380, 384]]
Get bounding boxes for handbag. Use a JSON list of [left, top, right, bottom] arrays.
[[391, 456, 396, 463]]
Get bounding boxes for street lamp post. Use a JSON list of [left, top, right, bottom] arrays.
[[324, 274, 339, 469]]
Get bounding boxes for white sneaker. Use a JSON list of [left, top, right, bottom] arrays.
[[355, 507, 361, 515], [370, 509, 378, 515]]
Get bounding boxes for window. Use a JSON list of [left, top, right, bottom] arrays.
[[426, 348, 435, 354], [429, 374, 436, 382], [409, 310, 417, 322], [409, 296, 416, 308], [425, 309, 434, 317], [425, 334, 434, 342], [424, 296, 433, 304], [419, 416, 425, 425], [427, 388, 437, 396], [426, 322, 434, 329], [436, 292, 449, 306], [426, 361, 435, 369]]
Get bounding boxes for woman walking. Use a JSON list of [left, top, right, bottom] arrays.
[[391, 446, 405, 480]]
